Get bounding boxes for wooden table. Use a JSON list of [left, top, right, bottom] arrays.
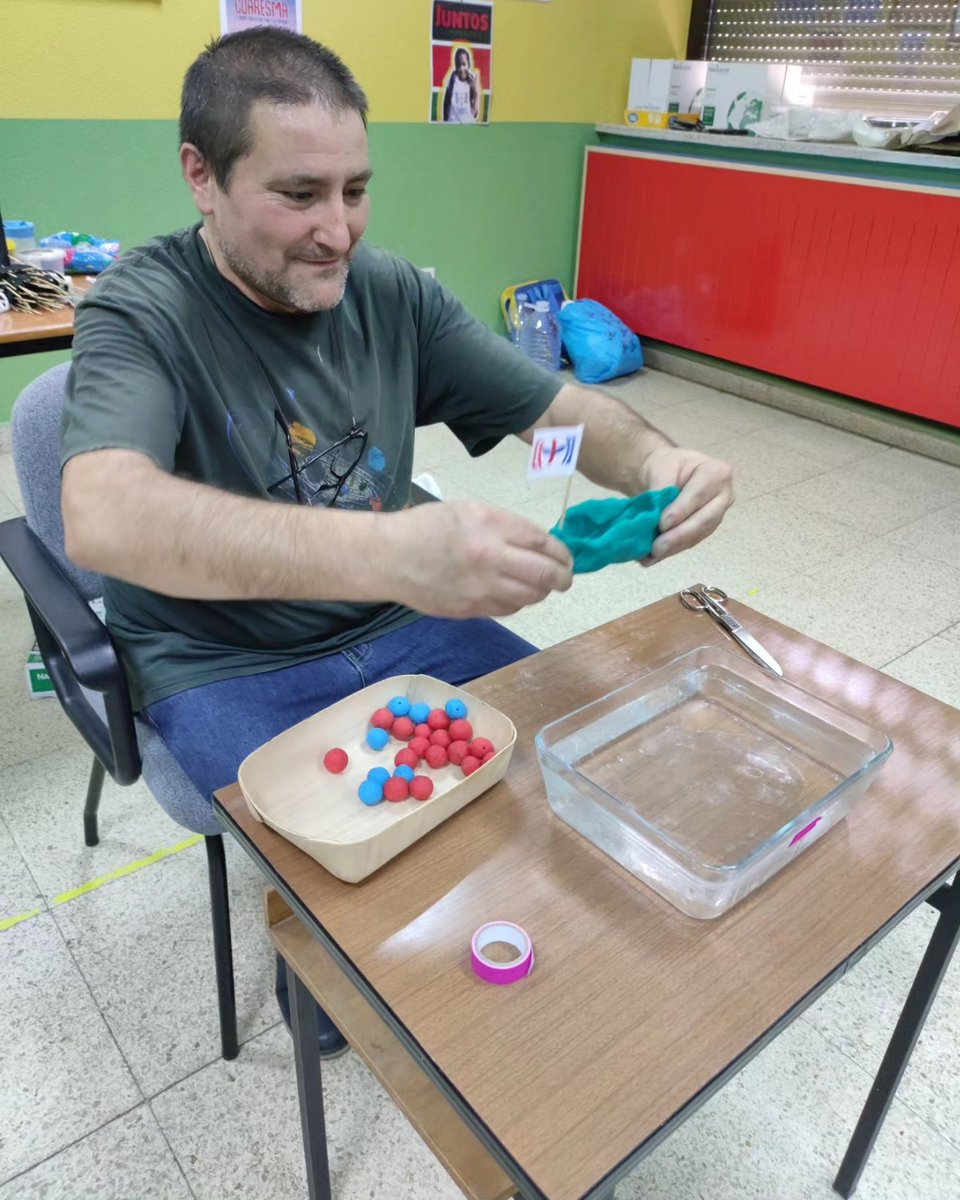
[[0, 276, 93, 357], [215, 596, 960, 1200]]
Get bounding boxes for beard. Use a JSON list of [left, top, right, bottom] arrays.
[[217, 237, 351, 314]]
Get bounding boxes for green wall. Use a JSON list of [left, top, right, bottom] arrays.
[[1, 120, 595, 421]]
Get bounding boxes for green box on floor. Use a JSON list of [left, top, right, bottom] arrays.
[[26, 646, 55, 699], [25, 597, 106, 699]]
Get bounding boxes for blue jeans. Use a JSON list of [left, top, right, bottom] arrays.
[[144, 616, 537, 803]]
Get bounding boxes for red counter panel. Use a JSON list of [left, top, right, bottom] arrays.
[[576, 148, 960, 428]]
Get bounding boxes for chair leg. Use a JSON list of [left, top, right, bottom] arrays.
[[84, 756, 106, 847], [204, 834, 239, 1061]]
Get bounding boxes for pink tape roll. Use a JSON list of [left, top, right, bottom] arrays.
[[470, 920, 534, 985]]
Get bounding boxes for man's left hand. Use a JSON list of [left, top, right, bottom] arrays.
[[638, 446, 734, 563]]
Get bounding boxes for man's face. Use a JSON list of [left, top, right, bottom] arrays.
[[456, 54, 470, 80], [199, 101, 371, 314]]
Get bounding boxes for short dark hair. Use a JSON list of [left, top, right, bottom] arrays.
[[180, 28, 369, 189]]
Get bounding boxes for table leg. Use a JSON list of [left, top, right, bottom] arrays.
[[834, 874, 960, 1198], [287, 958, 334, 1200]]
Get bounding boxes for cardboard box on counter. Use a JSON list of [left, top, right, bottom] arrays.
[[701, 62, 803, 130], [625, 58, 707, 128]]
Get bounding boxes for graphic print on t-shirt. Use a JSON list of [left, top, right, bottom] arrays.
[[225, 390, 393, 512]]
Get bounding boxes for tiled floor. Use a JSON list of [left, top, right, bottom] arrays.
[[1, 369, 958, 1200]]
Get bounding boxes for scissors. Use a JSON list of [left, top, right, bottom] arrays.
[[680, 585, 784, 677]]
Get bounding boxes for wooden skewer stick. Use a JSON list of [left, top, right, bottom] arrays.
[[558, 474, 574, 530]]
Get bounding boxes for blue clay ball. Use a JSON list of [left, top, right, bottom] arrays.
[[394, 764, 415, 782], [367, 766, 391, 785], [445, 698, 468, 720], [358, 780, 384, 806], [409, 702, 431, 725], [388, 696, 411, 717], [366, 727, 390, 751]]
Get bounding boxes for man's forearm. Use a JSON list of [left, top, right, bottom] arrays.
[[62, 450, 393, 602], [525, 382, 674, 496]]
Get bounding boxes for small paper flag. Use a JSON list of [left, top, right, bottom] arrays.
[[528, 424, 584, 480]]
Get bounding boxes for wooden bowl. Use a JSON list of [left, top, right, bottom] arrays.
[[237, 674, 517, 883]]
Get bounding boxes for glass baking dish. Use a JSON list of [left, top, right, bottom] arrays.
[[536, 645, 893, 918]]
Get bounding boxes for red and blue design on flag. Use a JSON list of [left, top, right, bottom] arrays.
[[528, 424, 584, 480]]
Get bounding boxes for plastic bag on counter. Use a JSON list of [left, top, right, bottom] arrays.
[[558, 299, 643, 385], [852, 106, 958, 150], [747, 106, 861, 143]]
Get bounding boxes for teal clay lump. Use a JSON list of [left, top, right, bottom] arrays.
[[550, 487, 681, 574]]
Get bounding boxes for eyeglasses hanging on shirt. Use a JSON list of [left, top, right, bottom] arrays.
[[268, 408, 368, 507]]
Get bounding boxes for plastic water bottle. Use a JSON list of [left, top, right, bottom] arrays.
[[510, 291, 529, 345], [517, 299, 561, 371]]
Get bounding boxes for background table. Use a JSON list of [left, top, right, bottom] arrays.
[[0, 276, 93, 357], [217, 595, 960, 1200]]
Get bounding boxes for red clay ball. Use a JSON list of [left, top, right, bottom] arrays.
[[425, 744, 449, 769], [414, 723, 432, 739], [383, 777, 410, 802], [391, 716, 415, 741], [370, 708, 394, 730], [469, 737, 495, 759], [410, 776, 434, 801], [395, 748, 420, 770], [461, 755, 482, 777], [427, 708, 450, 730], [447, 740, 470, 766], [408, 737, 431, 760], [448, 719, 473, 743], [323, 748, 349, 774], [429, 728, 451, 748], [482, 751, 496, 764]]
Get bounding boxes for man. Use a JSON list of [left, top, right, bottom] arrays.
[[61, 29, 733, 1055], [443, 47, 480, 123]]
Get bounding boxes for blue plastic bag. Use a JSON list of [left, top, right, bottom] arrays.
[[558, 300, 643, 385]]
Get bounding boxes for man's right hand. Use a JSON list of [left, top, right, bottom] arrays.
[[387, 500, 573, 619]]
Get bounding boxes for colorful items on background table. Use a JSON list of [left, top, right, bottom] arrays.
[[39, 232, 121, 274]]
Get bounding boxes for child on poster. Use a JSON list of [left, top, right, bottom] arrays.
[[430, 1, 493, 124]]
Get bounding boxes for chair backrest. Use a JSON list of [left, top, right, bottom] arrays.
[[11, 362, 104, 602]]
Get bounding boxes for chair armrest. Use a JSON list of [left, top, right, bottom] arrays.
[[0, 516, 141, 785]]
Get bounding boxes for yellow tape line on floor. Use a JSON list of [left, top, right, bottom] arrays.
[[0, 908, 42, 932], [0, 833, 204, 931]]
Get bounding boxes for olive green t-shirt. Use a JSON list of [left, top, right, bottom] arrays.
[[62, 226, 562, 709]]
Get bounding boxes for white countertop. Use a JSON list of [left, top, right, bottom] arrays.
[[594, 124, 960, 172]]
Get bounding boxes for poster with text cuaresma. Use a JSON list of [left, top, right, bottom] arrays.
[[220, 0, 302, 36], [430, 1, 493, 124]]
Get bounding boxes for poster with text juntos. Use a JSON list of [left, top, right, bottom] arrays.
[[430, 1, 493, 124]]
